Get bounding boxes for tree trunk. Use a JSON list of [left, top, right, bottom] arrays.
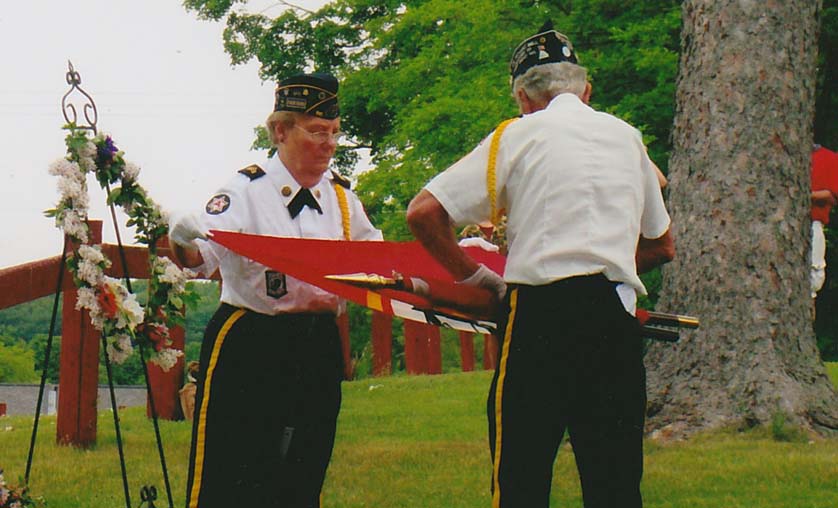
[[647, 0, 838, 436]]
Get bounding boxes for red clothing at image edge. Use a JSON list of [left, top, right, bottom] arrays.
[[811, 146, 838, 224]]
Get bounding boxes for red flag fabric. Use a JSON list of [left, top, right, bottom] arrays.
[[209, 230, 503, 333], [207, 230, 696, 341]]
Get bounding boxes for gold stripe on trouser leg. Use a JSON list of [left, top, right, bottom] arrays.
[[188, 308, 247, 508], [492, 289, 518, 508]]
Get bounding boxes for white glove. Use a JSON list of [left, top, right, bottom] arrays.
[[458, 236, 500, 252], [458, 264, 507, 299], [168, 211, 208, 248]]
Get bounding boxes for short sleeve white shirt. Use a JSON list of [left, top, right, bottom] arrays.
[[425, 93, 670, 296], [194, 155, 382, 315]]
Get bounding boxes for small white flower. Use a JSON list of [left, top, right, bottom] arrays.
[[58, 175, 84, 199], [60, 210, 89, 243], [89, 311, 105, 331], [113, 287, 144, 331], [77, 259, 104, 286], [75, 287, 97, 311], [72, 189, 90, 210], [79, 156, 96, 173], [79, 141, 97, 159], [78, 244, 106, 264], [123, 162, 141, 182], [107, 334, 134, 364], [158, 257, 191, 292], [49, 158, 81, 178], [151, 348, 183, 372]]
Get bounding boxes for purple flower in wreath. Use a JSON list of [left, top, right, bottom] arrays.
[[97, 136, 119, 165]]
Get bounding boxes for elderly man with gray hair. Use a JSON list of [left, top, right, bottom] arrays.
[[407, 22, 674, 508]]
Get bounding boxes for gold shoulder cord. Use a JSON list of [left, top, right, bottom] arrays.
[[487, 118, 518, 225], [333, 183, 352, 240]]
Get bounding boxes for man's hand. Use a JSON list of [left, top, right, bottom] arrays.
[[168, 211, 209, 248], [458, 264, 507, 299], [636, 229, 675, 274], [458, 237, 500, 252]]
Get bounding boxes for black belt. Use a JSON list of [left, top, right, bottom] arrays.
[[219, 302, 336, 326]]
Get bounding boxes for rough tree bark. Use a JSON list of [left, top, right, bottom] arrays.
[[647, 0, 838, 436]]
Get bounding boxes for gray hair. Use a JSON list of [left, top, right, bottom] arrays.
[[511, 62, 588, 106], [265, 111, 300, 146]]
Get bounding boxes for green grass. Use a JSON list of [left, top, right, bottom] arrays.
[[1, 367, 837, 507], [827, 361, 838, 389]]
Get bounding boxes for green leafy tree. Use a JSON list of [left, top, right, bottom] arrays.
[[99, 350, 146, 385], [29, 333, 61, 384], [183, 281, 221, 347], [0, 297, 62, 344], [183, 0, 681, 240], [0, 342, 38, 382]]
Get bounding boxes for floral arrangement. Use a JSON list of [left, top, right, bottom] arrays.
[[0, 469, 42, 508], [45, 125, 195, 371]]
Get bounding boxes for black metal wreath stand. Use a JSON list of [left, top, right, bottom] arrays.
[[24, 61, 172, 508]]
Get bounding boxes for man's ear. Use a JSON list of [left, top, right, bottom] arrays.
[[581, 82, 593, 105], [274, 122, 287, 143]]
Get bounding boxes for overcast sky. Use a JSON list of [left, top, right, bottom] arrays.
[[0, 0, 328, 269]]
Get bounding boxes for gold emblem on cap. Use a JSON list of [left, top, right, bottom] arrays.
[[281, 185, 292, 197], [303, 89, 309, 96], [314, 189, 321, 198]]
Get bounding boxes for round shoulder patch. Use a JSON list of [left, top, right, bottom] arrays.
[[206, 194, 231, 215]]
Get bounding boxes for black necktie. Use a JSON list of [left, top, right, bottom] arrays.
[[287, 188, 323, 219]]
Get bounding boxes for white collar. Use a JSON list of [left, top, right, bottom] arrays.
[[546, 92, 587, 110], [265, 155, 327, 207]]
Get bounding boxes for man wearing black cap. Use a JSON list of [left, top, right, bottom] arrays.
[[169, 72, 381, 508], [407, 23, 674, 508]]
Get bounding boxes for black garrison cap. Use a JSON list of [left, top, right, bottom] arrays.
[[509, 20, 577, 79], [274, 72, 340, 119]]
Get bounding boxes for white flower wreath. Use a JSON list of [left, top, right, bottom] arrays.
[[46, 125, 195, 371]]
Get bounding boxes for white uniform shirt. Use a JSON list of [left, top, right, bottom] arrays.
[[195, 155, 382, 315], [425, 93, 670, 297]]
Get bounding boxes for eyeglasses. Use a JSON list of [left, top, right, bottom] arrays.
[[293, 125, 344, 144]]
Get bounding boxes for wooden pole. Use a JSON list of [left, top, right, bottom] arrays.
[[458, 331, 475, 372], [146, 324, 185, 420], [426, 325, 441, 375], [403, 320, 425, 374], [371, 311, 392, 376], [483, 334, 498, 370], [403, 321, 441, 375], [57, 220, 102, 447]]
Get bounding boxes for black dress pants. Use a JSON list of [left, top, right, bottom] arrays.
[[488, 274, 646, 508], [185, 304, 344, 508]]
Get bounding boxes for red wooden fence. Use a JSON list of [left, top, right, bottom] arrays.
[[0, 220, 497, 446]]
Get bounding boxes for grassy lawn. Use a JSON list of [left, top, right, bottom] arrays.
[[0, 366, 836, 507]]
